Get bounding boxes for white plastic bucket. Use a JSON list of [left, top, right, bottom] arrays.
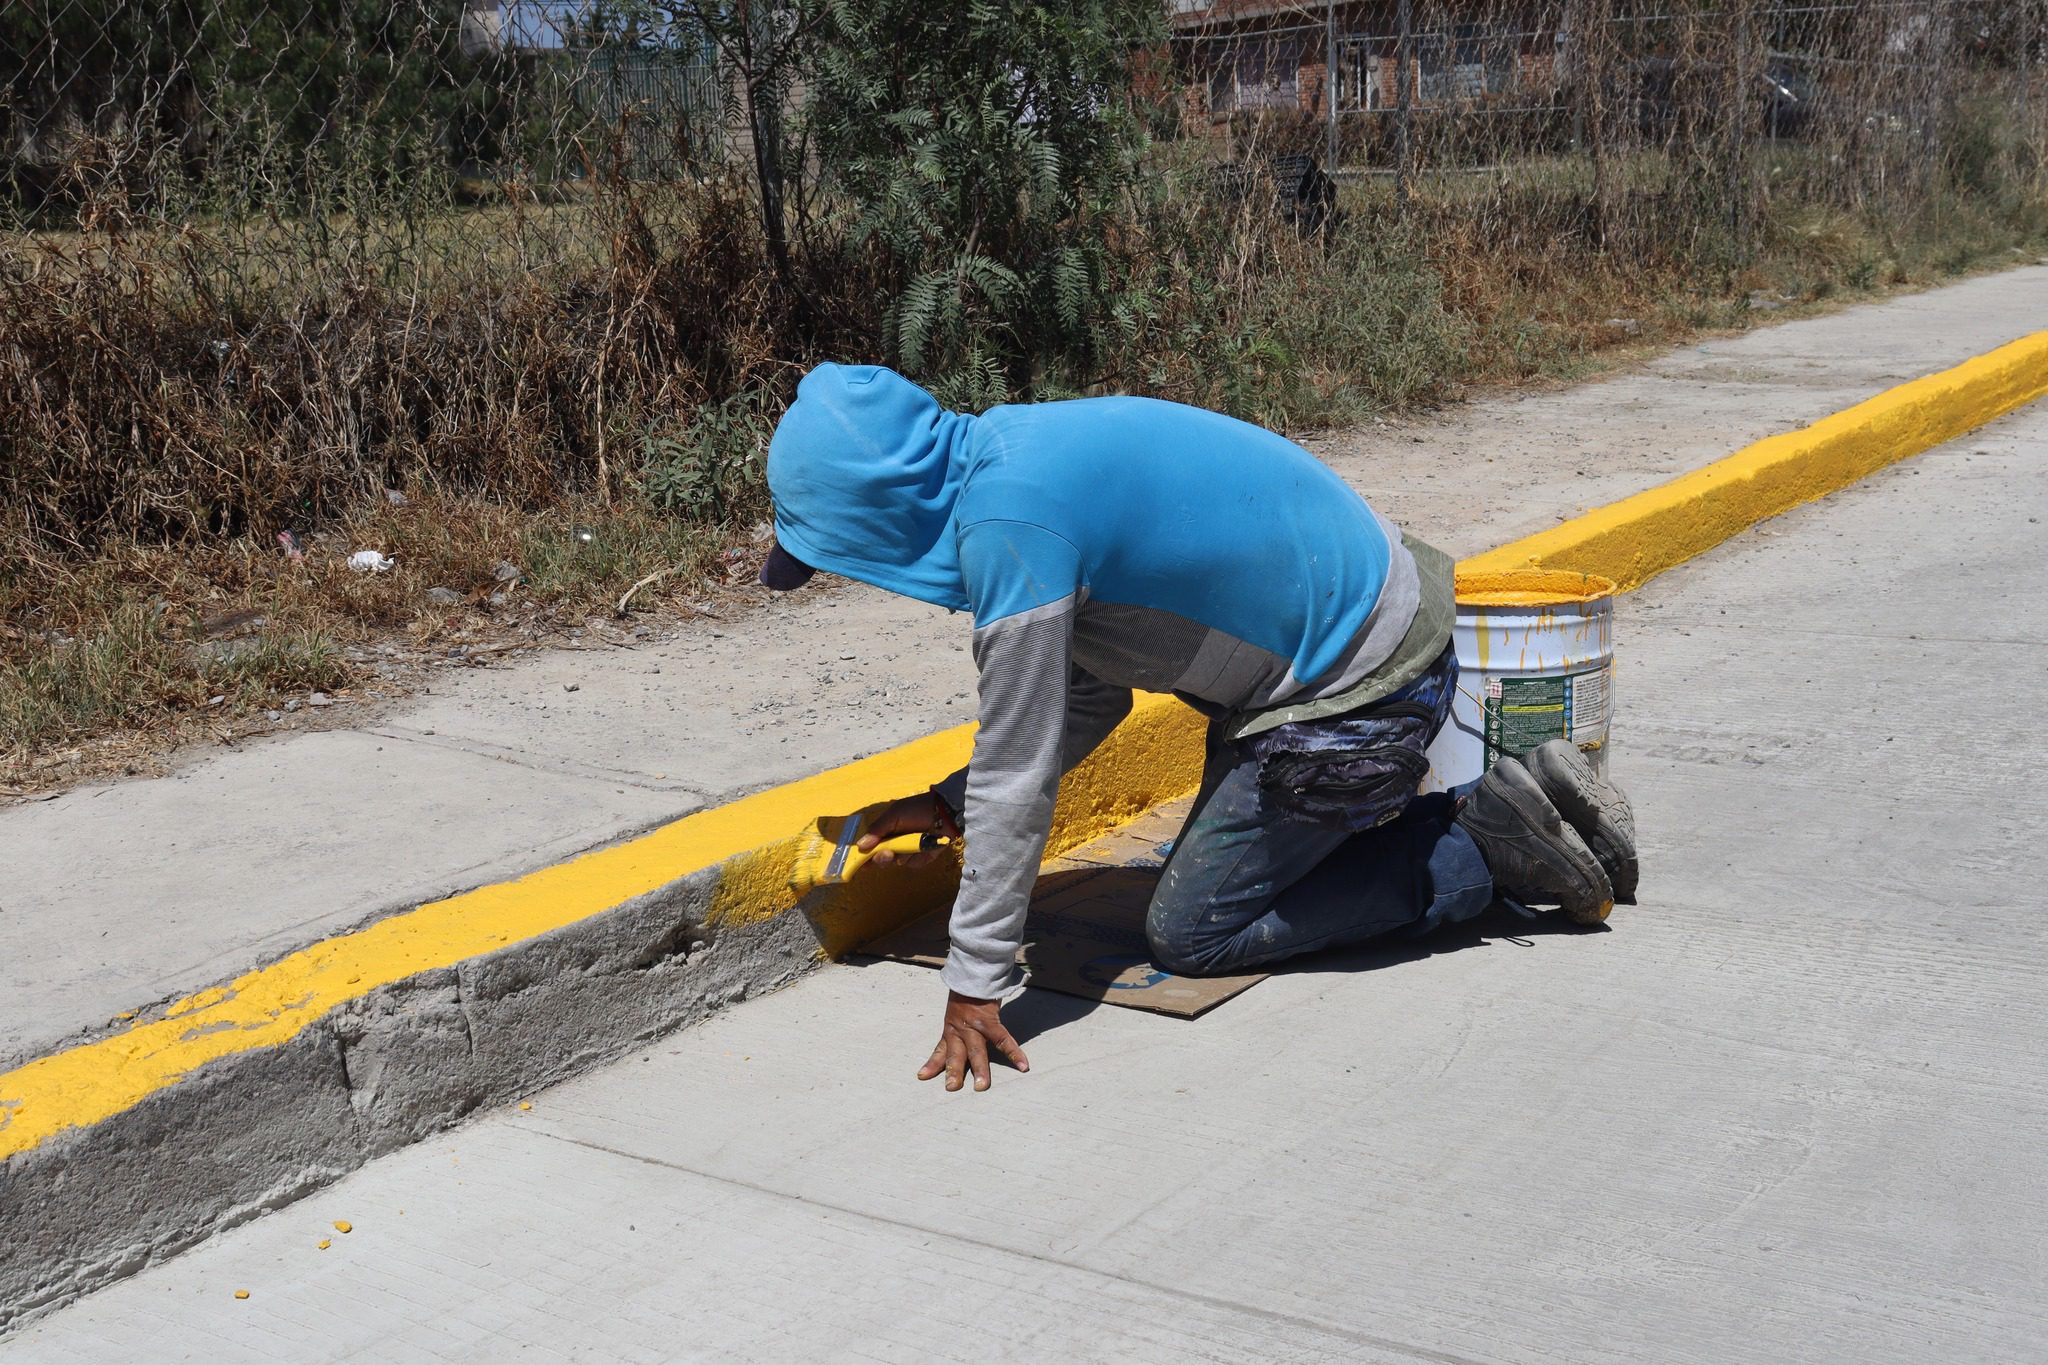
[[1424, 570, 1617, 791]]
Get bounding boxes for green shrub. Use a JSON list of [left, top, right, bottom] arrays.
[[807, 0, 1166, 405], [639, 386, 775, 523]]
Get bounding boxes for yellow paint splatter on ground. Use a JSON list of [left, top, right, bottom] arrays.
[[332, 1220, 351, 1234]]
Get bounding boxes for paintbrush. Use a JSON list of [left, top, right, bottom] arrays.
[[789, 809, 954, 893]]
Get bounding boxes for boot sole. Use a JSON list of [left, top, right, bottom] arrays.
[[1477, 761, 1615, 925], [1526, 742, 1639, 905]]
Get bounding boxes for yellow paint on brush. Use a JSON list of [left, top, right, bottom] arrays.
[[715, 691, 1207, 956], [0, 697, 1203, 1160], [1462, 329, 2048, 590]]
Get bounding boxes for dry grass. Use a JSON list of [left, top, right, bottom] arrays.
[[8, 169, 2044, 794], [0, 495, 745, 791], [0, 168, 803, 792], [1386, 141, 2048, 399], [5, 69, 2045, 793], [0, 170, 798, 562]]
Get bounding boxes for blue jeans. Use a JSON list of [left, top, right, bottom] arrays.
[[1145, 701, 1494, 978]]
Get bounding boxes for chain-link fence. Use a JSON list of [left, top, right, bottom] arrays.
[[1174, 1, 2043, 240], [11, 1, 2032, 232], [1, 0, 2042, 563], [0, 1, 782, 559], [1, 2, 738, 263]]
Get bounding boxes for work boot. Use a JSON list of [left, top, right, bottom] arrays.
[[1457, 756, 1614, 925], [1524, 739, 1640, 905]]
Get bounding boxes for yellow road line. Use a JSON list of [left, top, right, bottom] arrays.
[[1462, 330, 2048, 589], [7, 329, 2045, 1160]]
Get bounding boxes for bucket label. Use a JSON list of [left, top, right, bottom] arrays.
[[1484, 665, 1611, 764]]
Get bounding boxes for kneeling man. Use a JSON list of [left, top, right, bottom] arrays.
[[760, 364, 1638, 1091]]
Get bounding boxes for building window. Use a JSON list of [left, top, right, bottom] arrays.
[[1338, 23, 1520, 111], [1420, 26, 1506, 104], [1211, 35, 1302, 113]]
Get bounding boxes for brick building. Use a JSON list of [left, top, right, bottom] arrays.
[[1170, 1, 1566, 126]]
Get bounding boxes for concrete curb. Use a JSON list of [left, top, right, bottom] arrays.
[[0, 697, 1203, 1325], [1461, 330, 2048, 587], [5, 330, 2045, 1327]]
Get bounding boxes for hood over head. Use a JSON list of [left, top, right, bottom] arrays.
[[766, 364, 972, 611]]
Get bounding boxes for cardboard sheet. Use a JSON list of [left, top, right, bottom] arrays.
[[861, 799, 1269, 1018]]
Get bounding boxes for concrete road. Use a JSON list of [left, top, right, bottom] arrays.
[[16, 374, 2045, 1358]]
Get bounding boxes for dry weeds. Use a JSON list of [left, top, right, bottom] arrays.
[[0, 496, 760, 794]]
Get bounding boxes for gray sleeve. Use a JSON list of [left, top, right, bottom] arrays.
[[934, 596, 1130, 999], [932, 659, 1132, 816]]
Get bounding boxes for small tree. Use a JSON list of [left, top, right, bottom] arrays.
[[644, 1, 819, 303], [806, 0, 1166, 407]]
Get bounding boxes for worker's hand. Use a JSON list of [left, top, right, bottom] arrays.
[[858, 792, 958, 870], [917, 990, 1029, 1092]]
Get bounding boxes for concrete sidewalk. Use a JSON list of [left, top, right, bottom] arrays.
[[20, 380, 2045, 1361], [5, 267, 2046, 1074]]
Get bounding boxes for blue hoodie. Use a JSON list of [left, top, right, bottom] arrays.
[[769, 364, 1422, 998]]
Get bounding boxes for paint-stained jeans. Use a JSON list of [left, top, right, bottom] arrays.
[[1145, 676, 1494, 978]]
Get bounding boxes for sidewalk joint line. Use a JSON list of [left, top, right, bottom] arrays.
[[522, 1125, 1494, 1365]]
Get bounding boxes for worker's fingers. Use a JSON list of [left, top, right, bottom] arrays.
[[966, 1030, 992, 1092], [858, 796, 933, 852], [944, 1033, 967, 1092], [856, 820, 904, 853], [870, 846, 939, 870], [984, 1021, 1030, 1074], [916, 1036, 947, 1082]]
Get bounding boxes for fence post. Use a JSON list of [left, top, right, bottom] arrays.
[[1396, 0, 1413, 210], [2025, 0, 2038, 174], [1327, 0, 1340, 171], [1570, 0, 1611, 245], [1730, 0, 1751, 249], [1770, 0, 1786, 145]]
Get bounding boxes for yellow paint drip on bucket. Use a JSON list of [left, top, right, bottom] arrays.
[[1425, 570, 1618, 790]]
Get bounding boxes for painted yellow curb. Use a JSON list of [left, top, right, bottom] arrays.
[[6, 328, 2044, 1163], [1463, 330, 2048, 589], [0, 696, 1204, 1160]]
